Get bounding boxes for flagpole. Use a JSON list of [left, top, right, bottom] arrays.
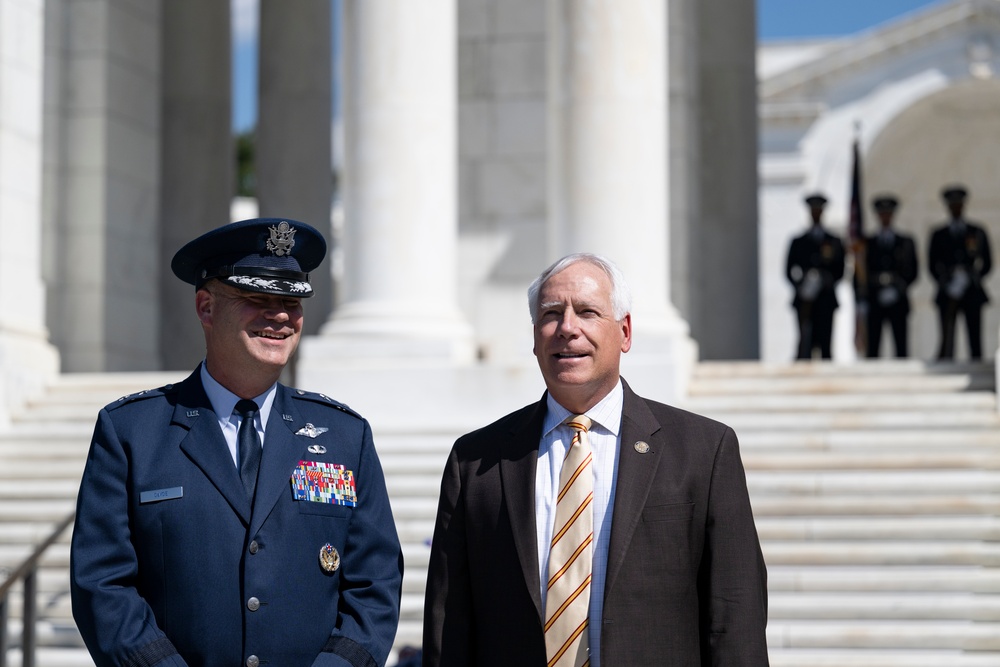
[[850, 121, 868, 356]]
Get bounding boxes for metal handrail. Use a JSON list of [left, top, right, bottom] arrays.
[[0, 511, 76, 667]]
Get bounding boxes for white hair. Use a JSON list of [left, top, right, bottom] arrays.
[[527, 253, 632, 324]]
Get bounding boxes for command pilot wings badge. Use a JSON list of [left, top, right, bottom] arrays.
[[296, 423, 328, 438]]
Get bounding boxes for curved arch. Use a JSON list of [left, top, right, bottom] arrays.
[[864, 78, 1000, 359]]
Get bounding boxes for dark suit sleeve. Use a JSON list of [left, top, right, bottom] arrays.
[[699, 427, 769, 665], [314, 418, 403, 667], [70, 409, 188, 667], [422, 444, 475, 666]]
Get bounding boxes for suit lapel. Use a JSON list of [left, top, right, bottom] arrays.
[[174, 373, 251, 524], [249, 386, 308, 536], [500, 397, 547, 619], [604, 382, 662, 597]]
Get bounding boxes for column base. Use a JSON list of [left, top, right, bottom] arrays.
[[294, 321, 697, 431], [307, 301, 478, 366], [0, 328, 60, 428]]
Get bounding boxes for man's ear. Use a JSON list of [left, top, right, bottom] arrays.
[[620, 313, 632, 353], [195, 288, 213, 327]]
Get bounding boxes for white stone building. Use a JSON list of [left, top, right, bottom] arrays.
[[3, 0, 999, 425], [760, 0, 1000, 363]]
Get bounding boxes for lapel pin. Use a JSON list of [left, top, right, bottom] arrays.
[[634, 441, 650, 454], [307, 444, 327, 454], [186, 410, 199, 418], [283, 414, 294, 422], [296, 423, 329, 438], [319, 543, 340, 573]]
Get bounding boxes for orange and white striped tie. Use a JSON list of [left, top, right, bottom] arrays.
[[544, 414, 594, 667]]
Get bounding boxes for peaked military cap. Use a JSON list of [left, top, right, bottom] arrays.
[[941, 185, 968, 202], [804, 193, 828, 207], [872, 194, 899, 211], [171, 218, 327, 298]]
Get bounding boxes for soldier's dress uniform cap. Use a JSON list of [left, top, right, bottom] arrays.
[[171, 218, 326, 298], [941, 185, 968, 202], [804, 193, 828, 207], [872, 194, 899, 211]]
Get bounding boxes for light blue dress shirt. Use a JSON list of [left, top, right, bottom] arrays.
[[200, 362, 277, 466], [535, 379, 623, 667]]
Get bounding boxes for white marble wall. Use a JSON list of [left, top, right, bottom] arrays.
[[44, 0, 162, 371], [0, 0, 58, 422]]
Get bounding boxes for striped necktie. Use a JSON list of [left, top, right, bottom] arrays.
[[544, 414, 594, 667]]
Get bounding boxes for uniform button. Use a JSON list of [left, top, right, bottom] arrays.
[[246, 655, 259, 667], [247, 597, 260, 611], [249, 540, 259, 555]]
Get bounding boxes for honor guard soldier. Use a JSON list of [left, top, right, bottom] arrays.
[[786, 193, 846, 359], [928, 185, 993, 360], [865, 195, 918, 358], [71, 219, 403, 667]]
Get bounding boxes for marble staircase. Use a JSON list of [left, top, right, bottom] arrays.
[[2, 361, 1000, 666], [680, 360, 1000, 666]]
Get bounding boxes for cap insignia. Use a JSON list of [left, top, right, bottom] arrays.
[[266, 221, 296, 257]]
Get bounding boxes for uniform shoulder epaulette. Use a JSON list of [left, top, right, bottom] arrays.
[[290, 388, 363, 420], [107, 382, 179, 410]]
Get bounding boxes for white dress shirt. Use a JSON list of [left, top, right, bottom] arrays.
[[535, 379, 623, 667], [200, 362, 277, 466]]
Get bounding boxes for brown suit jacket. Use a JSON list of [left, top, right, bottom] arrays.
[[422, 380, 769, 666]]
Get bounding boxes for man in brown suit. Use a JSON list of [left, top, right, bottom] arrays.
[[422, 253, 769, 666]]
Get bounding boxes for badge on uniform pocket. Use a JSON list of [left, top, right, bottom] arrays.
[[291, 461, 357, 507]]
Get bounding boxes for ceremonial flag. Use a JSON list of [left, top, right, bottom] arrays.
[[849, 134, 867, 354], [848, 138, 864, 241]]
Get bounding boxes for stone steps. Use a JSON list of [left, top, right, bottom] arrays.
[[3, 361, 1000, 665]]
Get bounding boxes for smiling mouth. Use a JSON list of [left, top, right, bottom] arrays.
[[255, 330, 291, 340], [554, 352, 587, 359]]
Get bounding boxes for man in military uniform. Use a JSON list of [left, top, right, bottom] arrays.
[[786, 193, 846, 360], [928, 185, 993, 360], [865, 195, 918, 358], [71, 219, 403, 667]]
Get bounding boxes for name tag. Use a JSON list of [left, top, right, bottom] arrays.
[[140, 486, 184, 504]]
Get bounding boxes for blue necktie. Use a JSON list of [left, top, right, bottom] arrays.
[[236, 399, 262, 501]]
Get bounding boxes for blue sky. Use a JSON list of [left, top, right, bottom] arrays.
[[232, 0, 949, 132], [759, 0, 944, 39]]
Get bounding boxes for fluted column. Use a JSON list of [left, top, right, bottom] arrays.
[[548, 0, 694, 395], [160, 0, 232, 369], [0, 0, 59, 423], [305, 0, 473, 364], [257, 0, 333, 337]]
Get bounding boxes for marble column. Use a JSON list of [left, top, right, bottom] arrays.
[[0, 0, 59, 422], [44, 0, 162, 371], [257, 0, 334, 337], [304, 0, 473, 364], [693, 0, 759, 359], [160, 0, 232, 370], [548, 0, 695, 398]]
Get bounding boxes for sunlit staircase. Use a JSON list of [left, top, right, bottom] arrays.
[[681, 360, 1000, 667], [2, 360, 1000, 666]]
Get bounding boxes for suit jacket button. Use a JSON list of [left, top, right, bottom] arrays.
[[246, 655, 259, 667], [247, 597, 260, 612], [248, 540, 259, 555]]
